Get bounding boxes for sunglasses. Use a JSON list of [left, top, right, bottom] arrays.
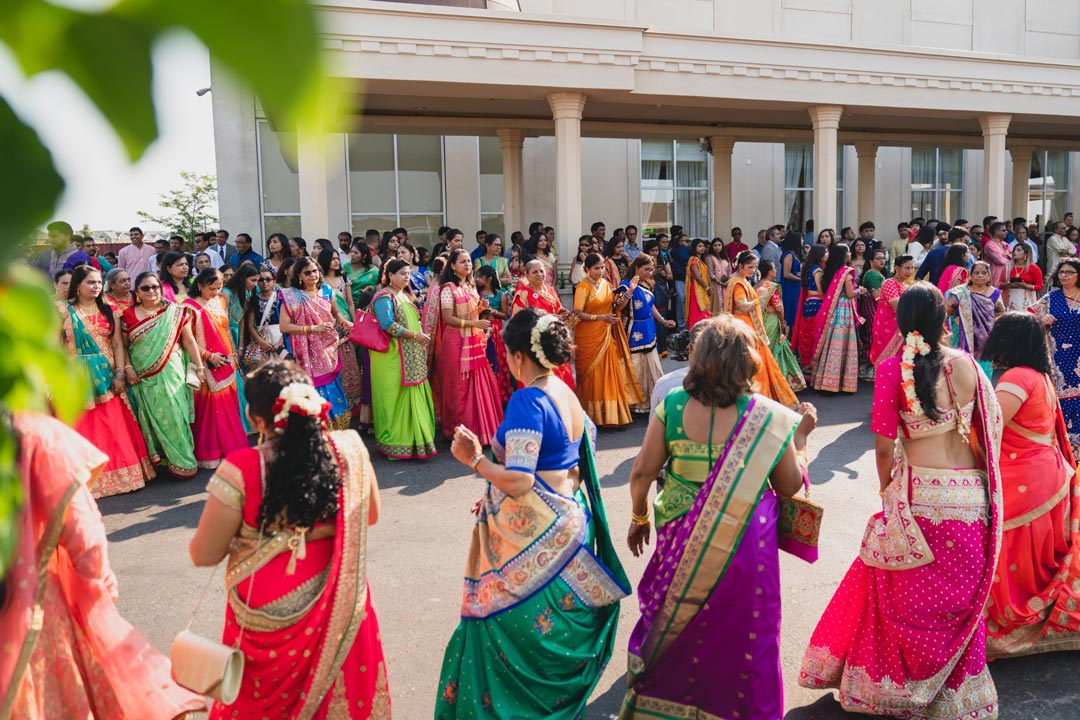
[[138, 284, 161, 292], [258, 277, 275, 282], [301, 269, 319, 276]]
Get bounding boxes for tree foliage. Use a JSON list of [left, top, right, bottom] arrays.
[[137, 171, 219, 241], [0, 0, 341, 577]]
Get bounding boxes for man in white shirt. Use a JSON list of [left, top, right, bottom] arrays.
[[192, 233, 223, 269], [117, 226, 158, 276], [1046, 221, 1075, 274]]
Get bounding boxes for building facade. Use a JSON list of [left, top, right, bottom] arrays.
[[212, 0, 1080, 257]]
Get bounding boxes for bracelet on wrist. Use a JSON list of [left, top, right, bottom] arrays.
[[470, 453, 484, 471], [631, 511, 651, 526]]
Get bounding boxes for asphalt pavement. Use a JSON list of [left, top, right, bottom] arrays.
[[100, 362, 1080, 719]]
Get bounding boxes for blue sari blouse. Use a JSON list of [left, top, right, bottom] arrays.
[[620, 280, 657, 353], [494, 387, 597, 475]]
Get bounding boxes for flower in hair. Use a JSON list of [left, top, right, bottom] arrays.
[[271, 382, 331, 434], [530, 314, 559, 369], [900, 331, 931, 415]]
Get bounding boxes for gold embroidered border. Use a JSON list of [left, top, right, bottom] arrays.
[[1002, 477, 1069, 531], [620, 690, 725, 720]]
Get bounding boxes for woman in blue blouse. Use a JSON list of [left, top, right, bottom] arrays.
[[622, 254, 676, 414]]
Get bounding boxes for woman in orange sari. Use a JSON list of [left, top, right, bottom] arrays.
[[982, 313, 1080, 656], [3, 412, 205, 719], [724, 251, 799, 408], [183, 268, 250, 469], [510, 258, 575, 389], [685, 239, 712, 329], [190, 361, 389, 719], [573, 253, 645, 427]]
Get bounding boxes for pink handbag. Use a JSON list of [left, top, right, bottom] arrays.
[[349, 309, 389, 352]]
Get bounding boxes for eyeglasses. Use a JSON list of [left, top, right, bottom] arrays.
[[301, 269, 319, 276], [258, 277, 275, 282], [138, 284, 161, 292], [1059, 270, 1078, 276]]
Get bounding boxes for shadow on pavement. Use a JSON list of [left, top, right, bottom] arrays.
[[105, 496, 204, 541], [785, 693, 846, 719], [588, 673, 628, 717], [806, 422, 870, 486]]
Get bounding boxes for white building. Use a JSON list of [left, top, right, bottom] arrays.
[[211, 0, 1080, 259]]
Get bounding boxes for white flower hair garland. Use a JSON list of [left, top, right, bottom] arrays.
[[900, 331, 932, 415], [271, 382, 331, 434], [530, 314, 559, 369]]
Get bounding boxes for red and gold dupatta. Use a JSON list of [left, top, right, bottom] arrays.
[[183, 296, 236, 392]]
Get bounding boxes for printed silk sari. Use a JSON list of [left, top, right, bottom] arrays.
[[510, 283, 575, 389], [328, 277, 364, 411], [793, 267, 822, 366], [622, 279, 666, 414], [621, 392, 801, 720], [869, 278, 907, 365], [948, 285, 1000, 377], [801, 354, 1004, 720], [436, 389, 630, 719], [3, 413, 204, 719], [1032, 290, 1080, 459], [725, 278, 799, 408], [282, 287, 351, 430], [757, 281, 807, 393], [122, 304, 198, 478], [205, 431, 390, 719], [60, 304, 154, 497], [811, 267, 860, 393], [684, 256, 712, 329]]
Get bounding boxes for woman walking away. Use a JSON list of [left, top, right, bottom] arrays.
[[370, 259, 438, 459], [794, 243, 827, 366], [121, 271, 201, 479], [946, 261, 1004, 378], [436, 310, 629, 719], [4, 412, 205, 719], [190, 361, 390, 719], [982, 313, 1080, 657], [60, 265, 156, 497], [811, 243, 860, 393], [620, 315, 816, 720], [725, 252, 799, 408], [856, 249, 887, 380], [756, 260, 807, 392], [869, 254, 915, 365], [622, 254, 677, 413], [800, 282, 1003, 719], [573, 253, 645, 426], [779, 231, 804, 326], [1031, 258, 1080, 459]]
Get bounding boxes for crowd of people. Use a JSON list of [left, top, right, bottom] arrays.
[[9, 208, 1080, 719]]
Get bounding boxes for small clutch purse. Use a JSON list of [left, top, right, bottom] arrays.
[[185, 363, 202, 389], [777, 477, 822, 563], [171, 630, 244, 704]]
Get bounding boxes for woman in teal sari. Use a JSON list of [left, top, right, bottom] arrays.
[[437, 308, 630, 719], [223, 263, 258, 432], [369, 259, 437, 459], [120, 271, 203, 478]]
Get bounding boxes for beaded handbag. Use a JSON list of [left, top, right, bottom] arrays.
[[777, 477, 822, 563]]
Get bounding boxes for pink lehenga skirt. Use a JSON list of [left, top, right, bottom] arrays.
[[799, 451, 1000, 719]]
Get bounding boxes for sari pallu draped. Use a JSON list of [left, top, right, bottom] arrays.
[[510, 283, 575, 389], [621, 393, 800, 720], [1031, 290, 1080, 459], [61, 304, 155, 497], [987, 366, 1080, 657], [328, 277, 365, 413], [223, 288, 254, 434], [481, 288, 514, 405], [725, 278, 799, 408], [622, 280, 666, 414], [205, 432, 390, 720], [684, 256, 712, 329], [122, 304, 198, 478], [3, 413, 205, 720], [182, 296, 249, 469], [706, 254, 729, 315], [948, 285, 1000, 378], [811, 267, 860, 393], [573, 278, 646, 427], [938, 265, 969, 295], [369, 289, 437, 459], [869, 278, 906, 365], [282, 287, 351, 430], [793, 269, 822, 365], [799, 356, 1004, 720], [757, 281, 807, 393]]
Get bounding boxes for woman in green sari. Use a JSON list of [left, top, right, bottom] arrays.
[[223, 263, 258, 433], [345, 241, 381, 307], [120, 271, 203, 478], [437, 308, 630, 719], [755, 260, 807, 392], [369, 259, 437, 459]]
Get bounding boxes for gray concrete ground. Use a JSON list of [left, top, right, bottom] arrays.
[[100, 363, 1080, 718]]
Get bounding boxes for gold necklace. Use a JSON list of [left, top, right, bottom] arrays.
[[527, 372, 554, 387]]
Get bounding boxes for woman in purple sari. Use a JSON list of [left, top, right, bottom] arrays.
[[621, 315, 817, 720]]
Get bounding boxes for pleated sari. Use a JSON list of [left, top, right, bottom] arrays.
[[810, 267, 860, 393], [725, 278, 799, 408]]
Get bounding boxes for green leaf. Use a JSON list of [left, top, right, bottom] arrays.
[[0, 96, 64, 242]]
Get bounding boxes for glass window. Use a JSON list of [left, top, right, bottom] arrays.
[[1029, 150, 1071, 235], [263, 215, 301, 244], [399, 214, 443, 248], [350, 215, 396, 239], [640, 140, 709, 237], [675, 141, 707, 188], [345, 134, 446, 235], [480, 214, 505, 239], [478, 137, 504, 215], [348, 134, 396, 213], [258, 121, 300, 215], [783, 144, 845, 232], [909, 148, 965, 221], [397, 135, 443, 213]]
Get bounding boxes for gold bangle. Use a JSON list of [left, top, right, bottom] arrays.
[[631, 511, 651, 526], [470, 453, 484, 471]]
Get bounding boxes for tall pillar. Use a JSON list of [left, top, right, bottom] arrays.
[[854, 141, 879, 225], [979, 113, 1012, 220], [1009, 143, 1036, 221], [495, 129, 526, 239], [709, 136, 736, 238], [297, 132, 334, 241], [548, 92, 586, 265], [808, 105, 843, 231]]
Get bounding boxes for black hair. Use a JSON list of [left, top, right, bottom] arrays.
[[380, 258, 409, 287], [216, 229, 229, 239], [276, 258, 296, 287], [475, 264, 501, 292], [643, 239, 659, 254], [53, 268, 72, 282], [225, 263, 260, 319], [349, 241, 372, 268], [782, 231, 804, 257], [590, 221, 605, 233], [66, 265, 115, 332], [158, 251, 190, 295], [982, 312, 1052, 374], [1052, 258, 1080, 288], [440, 249, 472, 286], [316, 248, 340, 277], [759, 259, 776, 277], [190, 267, 223, 298], [820, 243, 850, 292], [801, 244, 828, 285], [378, 232, 400, 259], [859, 221, 875, 232], [132, 271, 165, 310], [502, 307, 573, 369], [895, 282, 947, 421], [431, 242, 448, 258], [583, 253, 604, 270], [484, 233, 503, 249], [289, 236, 308, 256], [313, 238, 334, 256], [735, 250, 757, 267], [941, 244, 969, 273], [913, 225, 936, 248], [689, 238, 708, 256], [291, 256, 321, 289], [244, 361, 340, 528], [528, 232, 551, 257], [447, 228, 464, 244]]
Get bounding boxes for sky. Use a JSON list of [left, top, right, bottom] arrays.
[[0, 32, 217, 232]]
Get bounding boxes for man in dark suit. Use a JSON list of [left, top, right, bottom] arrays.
[[211, 229, 237, 265]]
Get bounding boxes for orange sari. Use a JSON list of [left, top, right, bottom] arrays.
[[685, 255, 712, 329], [724, 278, 798, 408], [572, 278, 645, 426]]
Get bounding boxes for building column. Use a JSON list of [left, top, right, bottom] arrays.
[[495, 129, 526, 239], [709, 136, 736, 238], [854, 141, 879, 225], [1009, 143, 1036, 220], [979, 113, 1012, 220], [297, 132, 334, 241], [547, 92, 587, 265], [808, 105, 843, 231]]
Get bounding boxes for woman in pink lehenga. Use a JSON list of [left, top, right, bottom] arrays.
[[800, 283, 1003, 719], [2, 412, 205, 719]]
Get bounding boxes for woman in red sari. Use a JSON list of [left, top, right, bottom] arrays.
[[3, 412, 205, 719], [793, 243, 827, 367], [183, 268, 249, 469], [510, 259, 575, 389], [190, 360, 390, 719], [869, 254, 915, 365]]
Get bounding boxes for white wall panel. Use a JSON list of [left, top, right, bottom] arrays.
[[522, 137, 557, 235], [1026, 0, 1080, 35], [852, 0, 908, 47], [909, 20, 973, 50], [713, 0, 778, 37], [581, 138, 634, 234], [973, 0, 1024, 55], [730, 142, 781, 238], [443, 136, 481, 231], [781, 8, 853, 42], [783, 0, 852, 13], [1025, 31, 1080, 59], [638, 0, 714, 31], [911, 0, 973, 25]]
